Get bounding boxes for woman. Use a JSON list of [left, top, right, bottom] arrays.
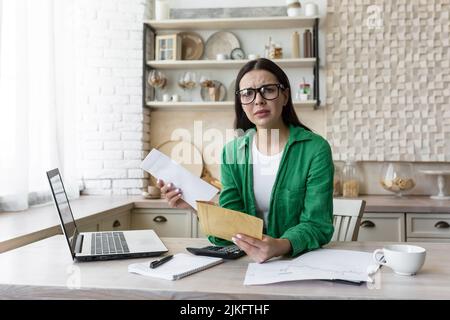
[[157, 58, 334, 263]]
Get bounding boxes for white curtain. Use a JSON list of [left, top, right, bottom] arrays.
[[0, 0, 79, 212]]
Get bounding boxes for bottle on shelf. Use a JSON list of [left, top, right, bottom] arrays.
[[303, 29, 313, 58], [291, 31, 300, 58], [264, 36, 272, 59], [333, 163, 342, 197], [342, 160, 360, 198]]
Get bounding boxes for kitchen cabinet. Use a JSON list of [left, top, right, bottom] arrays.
[[143, 16, 321, 111], [407, 238, 450, 243], [406, 213, 450, 241], [77, 211, 131, 233], [131, 208, 194, 237], [77, 222, 99, 233], [357, 212, 450, 243], [357, 213, 406, 242], [98, 211, 131, 231]]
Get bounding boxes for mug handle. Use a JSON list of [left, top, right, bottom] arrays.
[[373, 249, 386, 265]]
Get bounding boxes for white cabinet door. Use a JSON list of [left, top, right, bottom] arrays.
[[131, 208, 193, 238], [406, 213, 450, 240], [407, 237, 450, 243], [78, 223, 99, 233], [192, 214, 207, 238], [98, 211, 131, 231], [357, 213, 405, 242]]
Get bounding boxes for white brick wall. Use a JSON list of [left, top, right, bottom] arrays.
[[76, 0, 151, 195]]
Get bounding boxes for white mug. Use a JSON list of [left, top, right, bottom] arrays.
[[304, 3, 319, 17], [373, 244, 426, 276], [247, 53, 259, 60], [287, 7, 302, 17], [171, 94, 179, 102], [162, 93, 171, 102], [216, 53, 228, 60]]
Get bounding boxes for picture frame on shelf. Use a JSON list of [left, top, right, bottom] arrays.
[[155, 34, 182, 60]]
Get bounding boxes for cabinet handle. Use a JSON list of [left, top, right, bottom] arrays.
[[153, 216, 167, 223], [112, 220, 121, 228], [360, 220, 375, 228], [434, 221, 450, 229]]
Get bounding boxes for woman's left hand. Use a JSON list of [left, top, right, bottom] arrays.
[[232, 234, 292, 263]]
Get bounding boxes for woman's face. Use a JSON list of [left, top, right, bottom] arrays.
[[238, 69, 289, 129]]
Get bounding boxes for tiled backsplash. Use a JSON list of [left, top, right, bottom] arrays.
[[326, 0, 450, 162]]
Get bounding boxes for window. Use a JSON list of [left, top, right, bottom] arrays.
[[0, 0, 78, 212]]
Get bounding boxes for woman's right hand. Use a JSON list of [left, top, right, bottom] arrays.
[[156, 179, 193, 210]]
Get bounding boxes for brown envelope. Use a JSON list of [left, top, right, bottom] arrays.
[[196, 201, 263, 241]]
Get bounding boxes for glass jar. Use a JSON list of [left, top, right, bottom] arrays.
[[380, 162, 415, 197], [269, 43, 283, 59], [333, 163, 342, 197], [296, 83, 311, 101], [342, 160, 360, 198]]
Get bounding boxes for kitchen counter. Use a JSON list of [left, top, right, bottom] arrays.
[[1, 195, 449, 253], [356, 195, 450, 213], [0, 196, 174, 253]]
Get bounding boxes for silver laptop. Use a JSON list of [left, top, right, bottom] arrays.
[[46, 168, 168, 261]]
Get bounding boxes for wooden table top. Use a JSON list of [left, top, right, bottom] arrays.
[[1, 236, 449, 300]]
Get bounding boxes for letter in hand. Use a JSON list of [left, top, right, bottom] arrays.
[[156, 179, 193, 210]]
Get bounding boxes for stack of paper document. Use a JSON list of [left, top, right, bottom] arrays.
[[244, 249, 379, 285]]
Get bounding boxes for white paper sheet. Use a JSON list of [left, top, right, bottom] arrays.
[[244, 249, 379, 285], [141, 148, 219, 210]]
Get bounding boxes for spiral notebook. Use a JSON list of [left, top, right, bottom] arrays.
[[128, 253, 224, 280]]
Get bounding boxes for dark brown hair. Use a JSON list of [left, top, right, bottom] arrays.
[[234, 58, 311, 132]]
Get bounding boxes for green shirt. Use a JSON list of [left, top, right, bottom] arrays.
[[208, 124, 334, 257]]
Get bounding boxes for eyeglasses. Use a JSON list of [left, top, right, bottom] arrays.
[[235, 83, 285, 105]]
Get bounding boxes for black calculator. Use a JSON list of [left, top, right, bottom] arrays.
[[186, 245, 246, 259]]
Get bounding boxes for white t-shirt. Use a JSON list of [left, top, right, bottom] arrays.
[[251, 137, 284, 230]]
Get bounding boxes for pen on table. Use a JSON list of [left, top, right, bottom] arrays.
[[150, 255, 173, 269]]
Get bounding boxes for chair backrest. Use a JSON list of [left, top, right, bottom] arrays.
[[332, 199, 366, 241]]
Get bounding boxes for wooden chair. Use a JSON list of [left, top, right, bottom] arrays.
[[331, 199, 366, 241]]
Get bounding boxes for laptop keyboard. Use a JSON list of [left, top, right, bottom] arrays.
[[90, 232, 130, 255]]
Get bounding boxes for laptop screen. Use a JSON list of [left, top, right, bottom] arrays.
[[47, 168, 78, 258]]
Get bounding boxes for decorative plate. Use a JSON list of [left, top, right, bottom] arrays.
[[179, 32, 204, 60], [204, 31, 240, 60]]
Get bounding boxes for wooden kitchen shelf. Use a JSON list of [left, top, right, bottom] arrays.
[[146, 58, 316, 70], [145, 100, 318, 111], [144, 16, 318, 30], [143, 16, 321, 108]]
